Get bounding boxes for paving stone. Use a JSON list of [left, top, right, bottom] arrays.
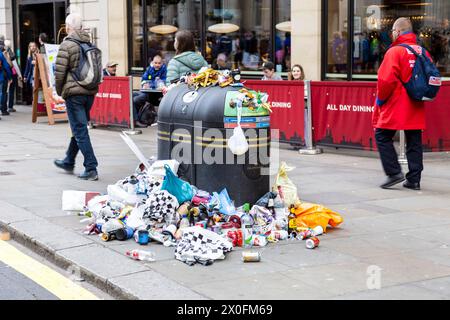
[[283, 262, 373, 296], [330, 283, 448, 300], [190, 272, 334, 300], [10, 218, 94, 251], [0, 200, 36, 224], [360, 252, 450, 287], [57, 244, 148, 282], [257, 241, 359, 268], [412, 276, 450, 297], [150, 249, 290, 287], [108, 271, 206, 300]]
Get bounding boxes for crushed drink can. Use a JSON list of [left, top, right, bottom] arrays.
[[134, 229, 149, 245], [242, 251, 261, 262], [305, 237, 320, 249], [298, 229, 314, 240]]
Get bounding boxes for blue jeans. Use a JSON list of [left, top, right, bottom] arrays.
[[0, 80, 7, 112], [63, 95, 98, 172]]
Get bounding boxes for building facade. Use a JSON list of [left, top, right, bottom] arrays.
[[1, 0, 449, 84]]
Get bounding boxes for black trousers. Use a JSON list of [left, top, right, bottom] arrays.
[[375, 128, 423, 183]]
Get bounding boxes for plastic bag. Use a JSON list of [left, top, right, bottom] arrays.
[[148, 160, 180, 178], [227, 106, 249, 155], [255, 191, 278, 208], [291, 202, 344, 232], [107, 185, 139, 205], [273, 162, 299, 207], [161, 165, 194, 204], [215, 188, 236, 216], [62, 191, 101, 211]]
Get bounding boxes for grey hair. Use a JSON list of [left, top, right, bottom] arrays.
[[65, 13, 83, 31]]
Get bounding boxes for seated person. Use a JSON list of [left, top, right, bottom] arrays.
[[133, 54, 167, 128], [212, 53, 232, 71], [103, 61, 118, 76], [261, 61, 283, 81]]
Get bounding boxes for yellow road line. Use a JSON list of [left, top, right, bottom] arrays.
[[0, 240, 99, 300]]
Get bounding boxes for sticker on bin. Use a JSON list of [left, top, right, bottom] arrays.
[[224, 116, 270, 123], [224, 122, 270, 129]]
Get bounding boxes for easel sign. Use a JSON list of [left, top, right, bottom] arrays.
[[32, 53, 67, 125]]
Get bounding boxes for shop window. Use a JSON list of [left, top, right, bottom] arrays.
[[275, 0, 291, 72], [146, 0, 201, 68], [130, 0, 144, 72], [325, 0, 349, 79], [354, 0, 450, 78], [205, 0, 272, 73], [325, 0, 450, 80]]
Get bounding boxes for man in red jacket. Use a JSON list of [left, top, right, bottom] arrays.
[[373, 17, 428, 191]]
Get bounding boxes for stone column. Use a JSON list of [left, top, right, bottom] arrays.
[[291, 0, 322, 80]]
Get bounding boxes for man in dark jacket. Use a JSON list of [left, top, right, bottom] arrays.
[[53, 13, 100, 181]]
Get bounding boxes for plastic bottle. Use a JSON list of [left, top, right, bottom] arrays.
[[179, 214, 190, 230], [241, 203, 254, 248], [125, 249, 155, 262]]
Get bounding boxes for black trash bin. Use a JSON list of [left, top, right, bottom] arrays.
[[157, 84, 271, 206]]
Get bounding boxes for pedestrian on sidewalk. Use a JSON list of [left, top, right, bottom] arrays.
[[0, 35, 13, 118], [53, 13, 100, 181], [373, 17, 431, 191], [23, 42, 39, 105], [4, 39, 23, 113]]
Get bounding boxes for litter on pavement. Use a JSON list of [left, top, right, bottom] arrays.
[[64, 156, 344, 266]]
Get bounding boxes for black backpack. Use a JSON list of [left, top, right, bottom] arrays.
[[138, 102, 157, 126], [67, 38, 103, 90]]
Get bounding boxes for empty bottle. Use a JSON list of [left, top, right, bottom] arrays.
[[241, 203, 254, 248], [125, 249, 155, 262]]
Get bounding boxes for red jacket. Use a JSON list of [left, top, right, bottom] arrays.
[[372, 33, 430, 130]]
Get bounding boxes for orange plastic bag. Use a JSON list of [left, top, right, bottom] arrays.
[[291, 202, 343, 232]]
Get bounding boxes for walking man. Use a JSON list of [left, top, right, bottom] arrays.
[[373, 17, 430, 190], [53, 13, 100, 180]]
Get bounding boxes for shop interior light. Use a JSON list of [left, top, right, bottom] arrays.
[[149, 24, 178, 35], [276, 21, 291, 32], [208, 23, 239, 34]]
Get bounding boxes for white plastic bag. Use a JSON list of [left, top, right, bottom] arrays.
[[148, 160, 180, 178], [227, 106, 249, 155], [62, 191, 101, 211], [107, 185, 139, 205]]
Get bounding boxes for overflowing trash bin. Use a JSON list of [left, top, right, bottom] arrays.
[[158, 83, 271, 206], [68, 69, 344, 267]]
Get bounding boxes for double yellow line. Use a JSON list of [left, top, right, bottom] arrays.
[[0, 240, 99, 300]]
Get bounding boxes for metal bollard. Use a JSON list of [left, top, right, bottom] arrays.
[[300, 80, 322, 155], [123, 76, 142, 135]]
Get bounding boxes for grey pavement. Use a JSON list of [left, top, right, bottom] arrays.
[[1, 105, 450, 300]]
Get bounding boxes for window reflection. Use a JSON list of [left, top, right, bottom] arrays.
[[353, 0, 450, 77], [205, 0, 272, 72], [326, 0, 349, 76], [146, 0, 201, 68], [131, 0, 144, 72]]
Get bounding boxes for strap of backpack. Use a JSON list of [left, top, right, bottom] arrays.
[[397, 43, 426, 58]]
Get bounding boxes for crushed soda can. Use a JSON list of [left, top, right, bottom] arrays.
[[242, 251, 261, 262], [305, 237, 320, 249], [134, 229, 150, 245], [298, 229, 314, 240]]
